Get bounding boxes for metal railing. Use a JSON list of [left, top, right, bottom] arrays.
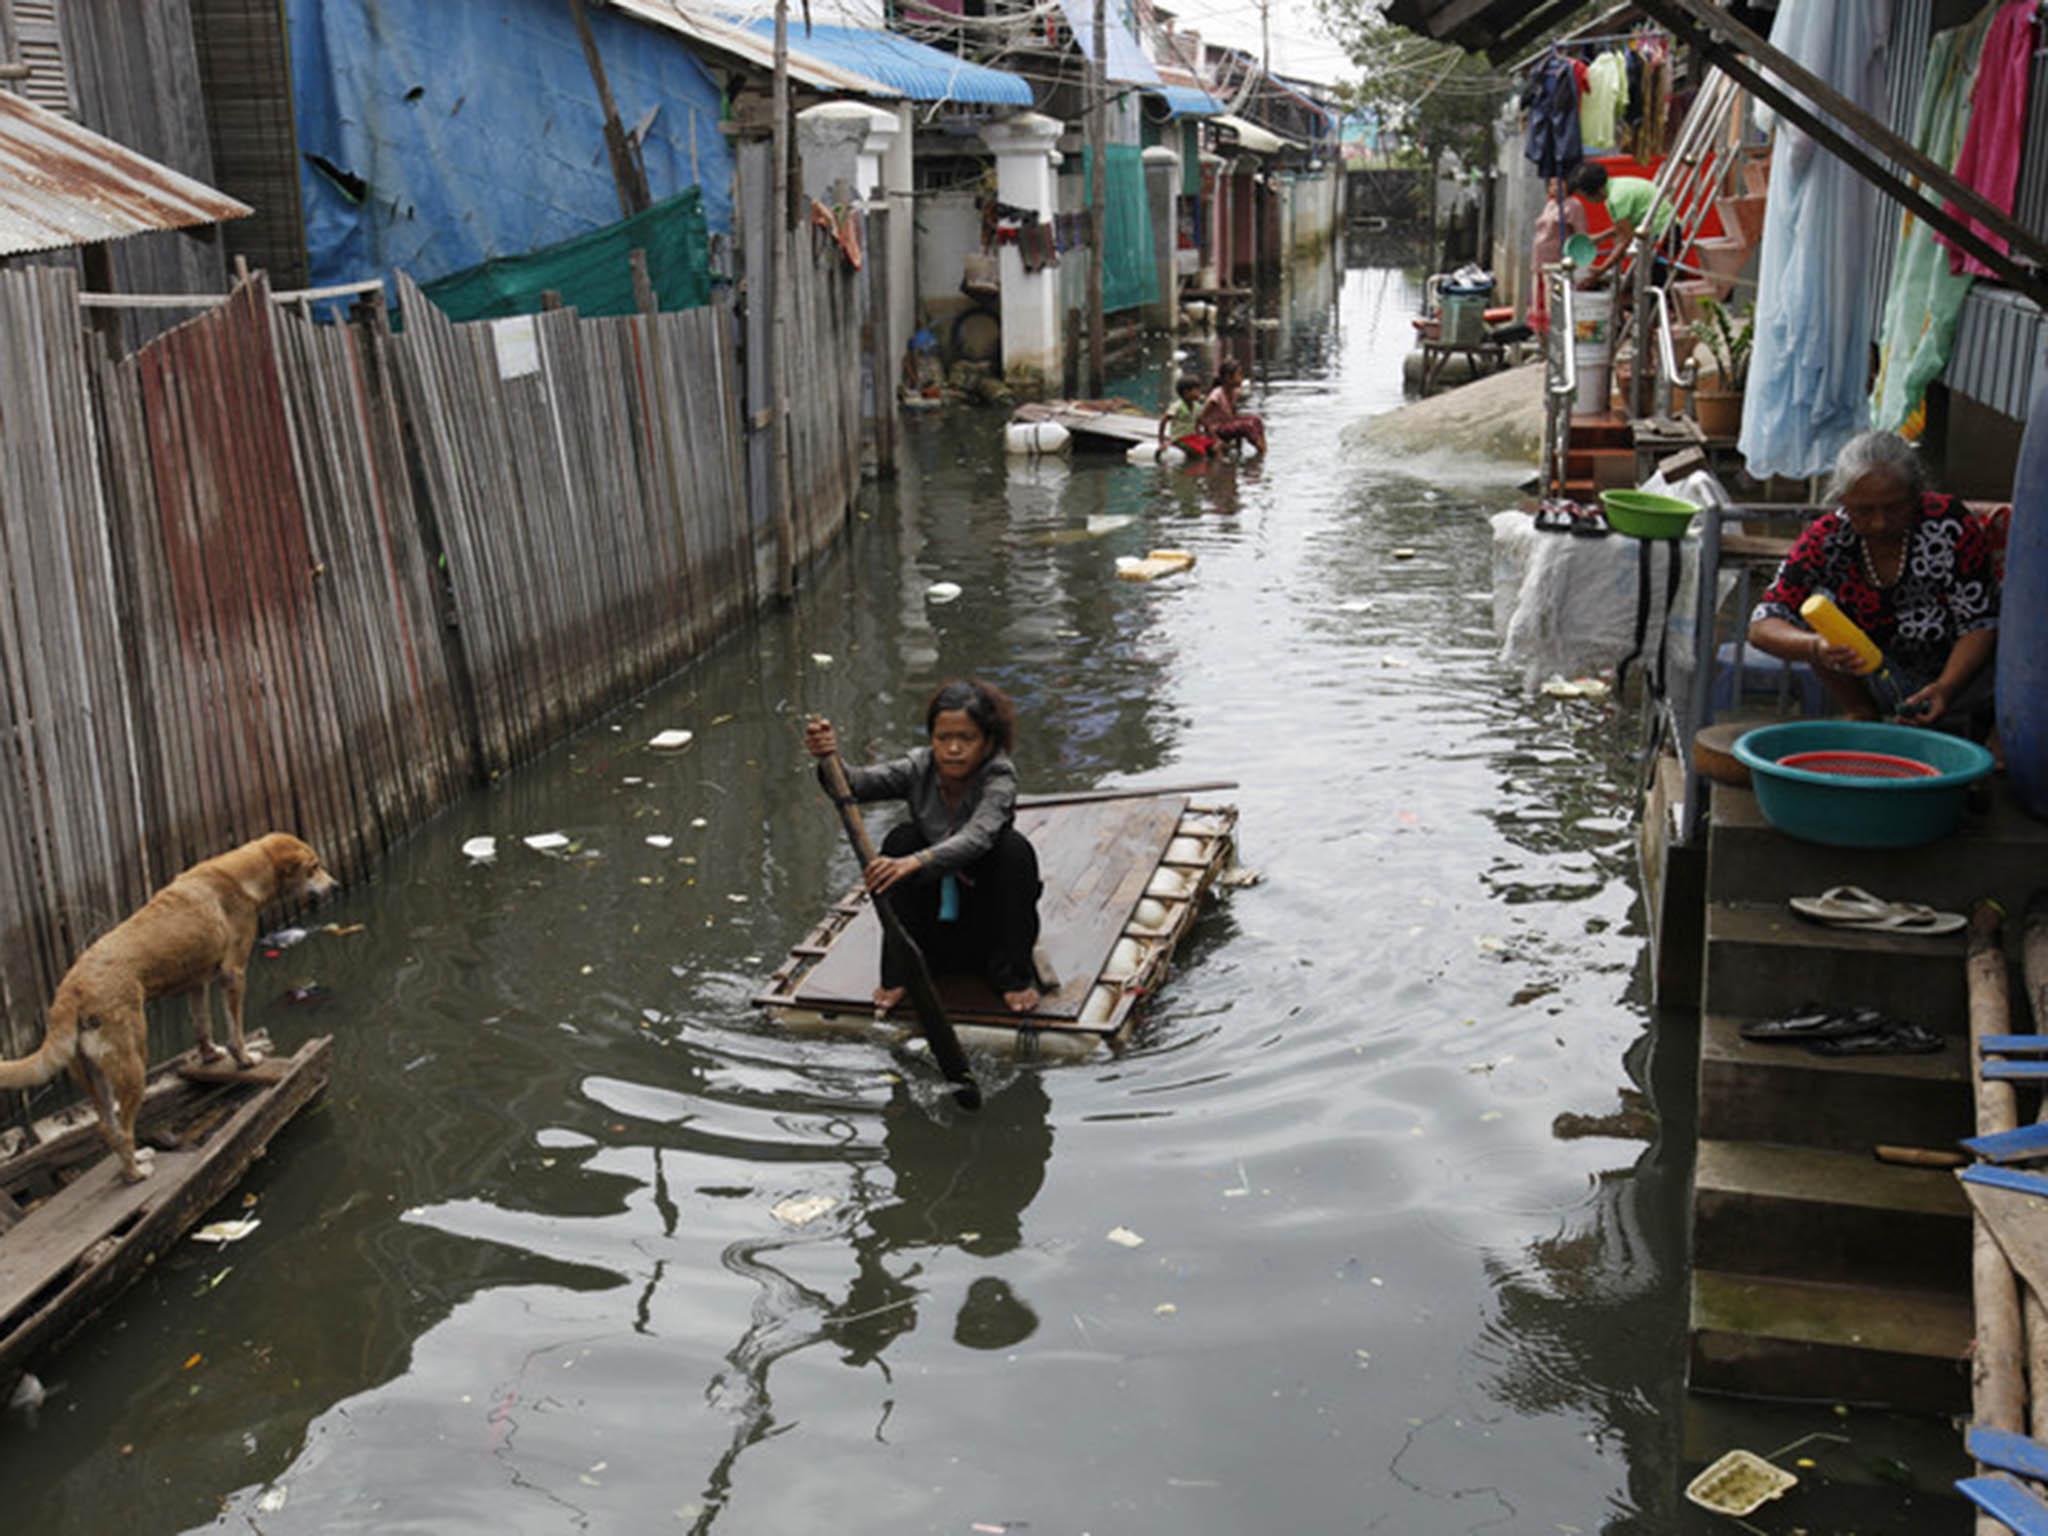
[[1541, 263, 1578, 500]]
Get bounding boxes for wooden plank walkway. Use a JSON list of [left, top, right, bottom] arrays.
[[0, 1035, 331, 1374]]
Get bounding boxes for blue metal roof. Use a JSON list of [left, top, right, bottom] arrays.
[[1055, 0, 1163, 87], [1148, 84, 1222, 118], [738, 22, 1032, 106]]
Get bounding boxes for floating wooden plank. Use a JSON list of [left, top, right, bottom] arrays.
[[756, 800, 1237, 1055], [1957, 1475, 2048, 1535], [1963, 1123, 2048, 1165], [1011, 400, 1163, 450], [0, 1035, 330, 1374], [1968, 1425, 2048, 1484]]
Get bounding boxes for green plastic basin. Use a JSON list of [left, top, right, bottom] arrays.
[[1601, 489, 1697, 540], [1732, 721, 1994, 848]]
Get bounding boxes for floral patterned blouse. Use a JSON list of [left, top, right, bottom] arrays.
[[1753, 493, 1999, 680]]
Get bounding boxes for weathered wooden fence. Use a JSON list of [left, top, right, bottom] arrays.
[[0, 254, 863, 1081]]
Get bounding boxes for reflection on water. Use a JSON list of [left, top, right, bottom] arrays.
[[0, 260, 1963, 1534]]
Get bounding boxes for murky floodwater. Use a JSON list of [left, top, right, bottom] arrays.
[[6, 263, 1963, 1533]]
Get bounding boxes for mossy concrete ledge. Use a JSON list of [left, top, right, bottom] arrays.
[[1340, 359, 1545, 468]]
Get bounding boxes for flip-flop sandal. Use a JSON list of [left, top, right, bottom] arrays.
[[1788, 886, 1966, 935], [1741, 1005, 1888, 1042], [1806, 1021, 1946, 1057]]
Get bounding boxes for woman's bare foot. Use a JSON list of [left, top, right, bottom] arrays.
[[1002, 987, 1041, 1013], [872, 985, 907, 1013]]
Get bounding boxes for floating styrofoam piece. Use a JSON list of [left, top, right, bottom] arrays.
[[927, 581, 962, 604], [1105, 1225, 1145, 1248], [191, 1218, 262, 1245], [645, 834, 674, 849], [523, 832, 570, 852], [461, 836, 497, 862], [1005, 420, 1071, 456], [771, 1195, 836, 1227], [810, 653, 834, 667], [648, 729, 694, 750], [1115, 548, 1197, 583], [1086, 514, 1133, 536]]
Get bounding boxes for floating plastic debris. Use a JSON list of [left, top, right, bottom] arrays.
[[927, 581, 963, 603], [771, 1195, 836, 1227], [461, 836, 497, 862], [1106, 1225, 1145, 1248], [810, 653, 834, 667], [645, 834, 674, 849], [191, 1218, 262, 1245], [1391, 547, 1419, 560], [523, 832, 570, 852], [648, 729, 694, 750]]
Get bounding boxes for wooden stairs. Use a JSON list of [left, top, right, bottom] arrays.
[[1685, 778, 2048, 1413]]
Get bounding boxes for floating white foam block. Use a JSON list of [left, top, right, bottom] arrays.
[[927, 581, 962, 604], [461, 836, 497, 862], [523, 832, 570, 852], [648, 729, 694, 750]]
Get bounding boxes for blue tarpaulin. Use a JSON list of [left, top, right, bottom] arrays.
[[289, 0, 734, 296], [1055, 0, 1162, 86], [1148, 84, 1224, 117], [737, 21, 1031, 106]]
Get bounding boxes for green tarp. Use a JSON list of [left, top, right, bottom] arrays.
[[421, 188, 712, 322], [1079, 145, 1156, 315]]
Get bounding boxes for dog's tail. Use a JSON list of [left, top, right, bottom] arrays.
[[0, 996, 78, 1089]]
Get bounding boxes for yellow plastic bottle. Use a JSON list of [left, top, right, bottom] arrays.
[[1799, 593, 1883, 675]]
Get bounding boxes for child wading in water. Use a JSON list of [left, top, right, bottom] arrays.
[[1198, 358, 1267, 456], [804, 680, 1044, 1014], [1159, 373, 1219, 458]]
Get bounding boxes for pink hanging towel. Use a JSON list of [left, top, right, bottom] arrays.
[[1938, 0, 2035, 278]]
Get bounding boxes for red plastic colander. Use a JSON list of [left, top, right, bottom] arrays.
[[1778, 749, 1939, 779]]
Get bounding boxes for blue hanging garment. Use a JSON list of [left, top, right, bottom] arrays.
[[1520, 55, 1584, 180]]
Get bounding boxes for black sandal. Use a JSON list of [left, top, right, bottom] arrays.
[[1806, 1021, 1946, 1057], [1740, 1005, 1887, 1042]]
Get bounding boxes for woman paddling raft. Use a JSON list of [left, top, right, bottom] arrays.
[[804, 680, 1045, 1014]]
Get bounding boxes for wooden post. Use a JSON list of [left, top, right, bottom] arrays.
[[567, 0, 651, 220], [867, 205, 897, 478], [1086, 0, 1107, 397], [1969, 899, 2026, 1526], [2024, 892, 2048, 1441], [629, 247, 657, 316], [769, 0, 796, 601]]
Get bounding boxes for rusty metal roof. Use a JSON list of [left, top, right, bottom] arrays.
[[0, 89, 250, 257]]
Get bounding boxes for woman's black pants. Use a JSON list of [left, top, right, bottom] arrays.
[[877, 823, 1042, 994]]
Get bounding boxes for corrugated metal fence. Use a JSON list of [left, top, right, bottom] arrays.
[[0, 242, 868, 1079]]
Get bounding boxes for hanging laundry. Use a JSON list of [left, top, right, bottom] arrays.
[[1623, 45, 1644, 128], [1936, 0, 2036, 278], [1579, 50, 1628, 151], [1520, 54, 1583, 179], [1739, 0, 1897, 480], [1871, 5, 1996, 432]]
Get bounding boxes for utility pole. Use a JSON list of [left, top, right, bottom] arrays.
[[770, 0, 795, 600], [1087, 0, 1107, 397]]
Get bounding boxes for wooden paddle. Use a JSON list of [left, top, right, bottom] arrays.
[[816, 751, 981, 1110]]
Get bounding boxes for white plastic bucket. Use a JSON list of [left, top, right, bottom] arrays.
[[1572, 288, 1613, 414]]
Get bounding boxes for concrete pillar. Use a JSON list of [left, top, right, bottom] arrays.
[[1198, 151, 1224, 292], [795, 102, 873, 204], [980, 111, 1063, 391], [883, 104, 914, 386], [1142, 145, 1178, 332]]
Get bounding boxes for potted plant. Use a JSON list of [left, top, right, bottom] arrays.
[[1692, 295, 1752, 437]]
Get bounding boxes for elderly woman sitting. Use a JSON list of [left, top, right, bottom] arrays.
[[1747, 430, 1999, 734]]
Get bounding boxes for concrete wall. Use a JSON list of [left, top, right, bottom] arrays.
[[915, 188, 982, 348]]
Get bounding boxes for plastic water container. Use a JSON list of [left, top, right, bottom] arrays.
[[1441, 292, 1488, 345], [1004, 420, 1070, 457], [1573, 287, 1613, 414]]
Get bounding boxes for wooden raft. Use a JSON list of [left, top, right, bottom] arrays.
[[754, 797, 1237, 1051], [1009, 400, 1164, 451], [0, 1034, 331, 1375]]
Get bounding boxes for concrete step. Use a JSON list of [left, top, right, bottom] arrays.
[[1706, 778, 2048, 918], [1564, 446, 1637, 488], [1716, 193, 1766, 248], [1699, 1012, 1970, 1154], [1689, 1269, 1970, 1412], [1703, 901, 1968, 1024], [1692, 1138, 1969, 1292], [1567, 409, 1631, 449]]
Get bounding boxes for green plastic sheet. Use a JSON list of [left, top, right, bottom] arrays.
[[1078, 145, 1157, 315], [421, 189, 712, 322]]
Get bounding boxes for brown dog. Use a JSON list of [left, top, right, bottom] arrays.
[[0, 834, 338, 1183]]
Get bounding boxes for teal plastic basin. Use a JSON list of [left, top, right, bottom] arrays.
[[1732, 721, 1994, 848]]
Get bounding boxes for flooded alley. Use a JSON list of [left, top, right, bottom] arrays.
[[0, 263, 1946, 1533]]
